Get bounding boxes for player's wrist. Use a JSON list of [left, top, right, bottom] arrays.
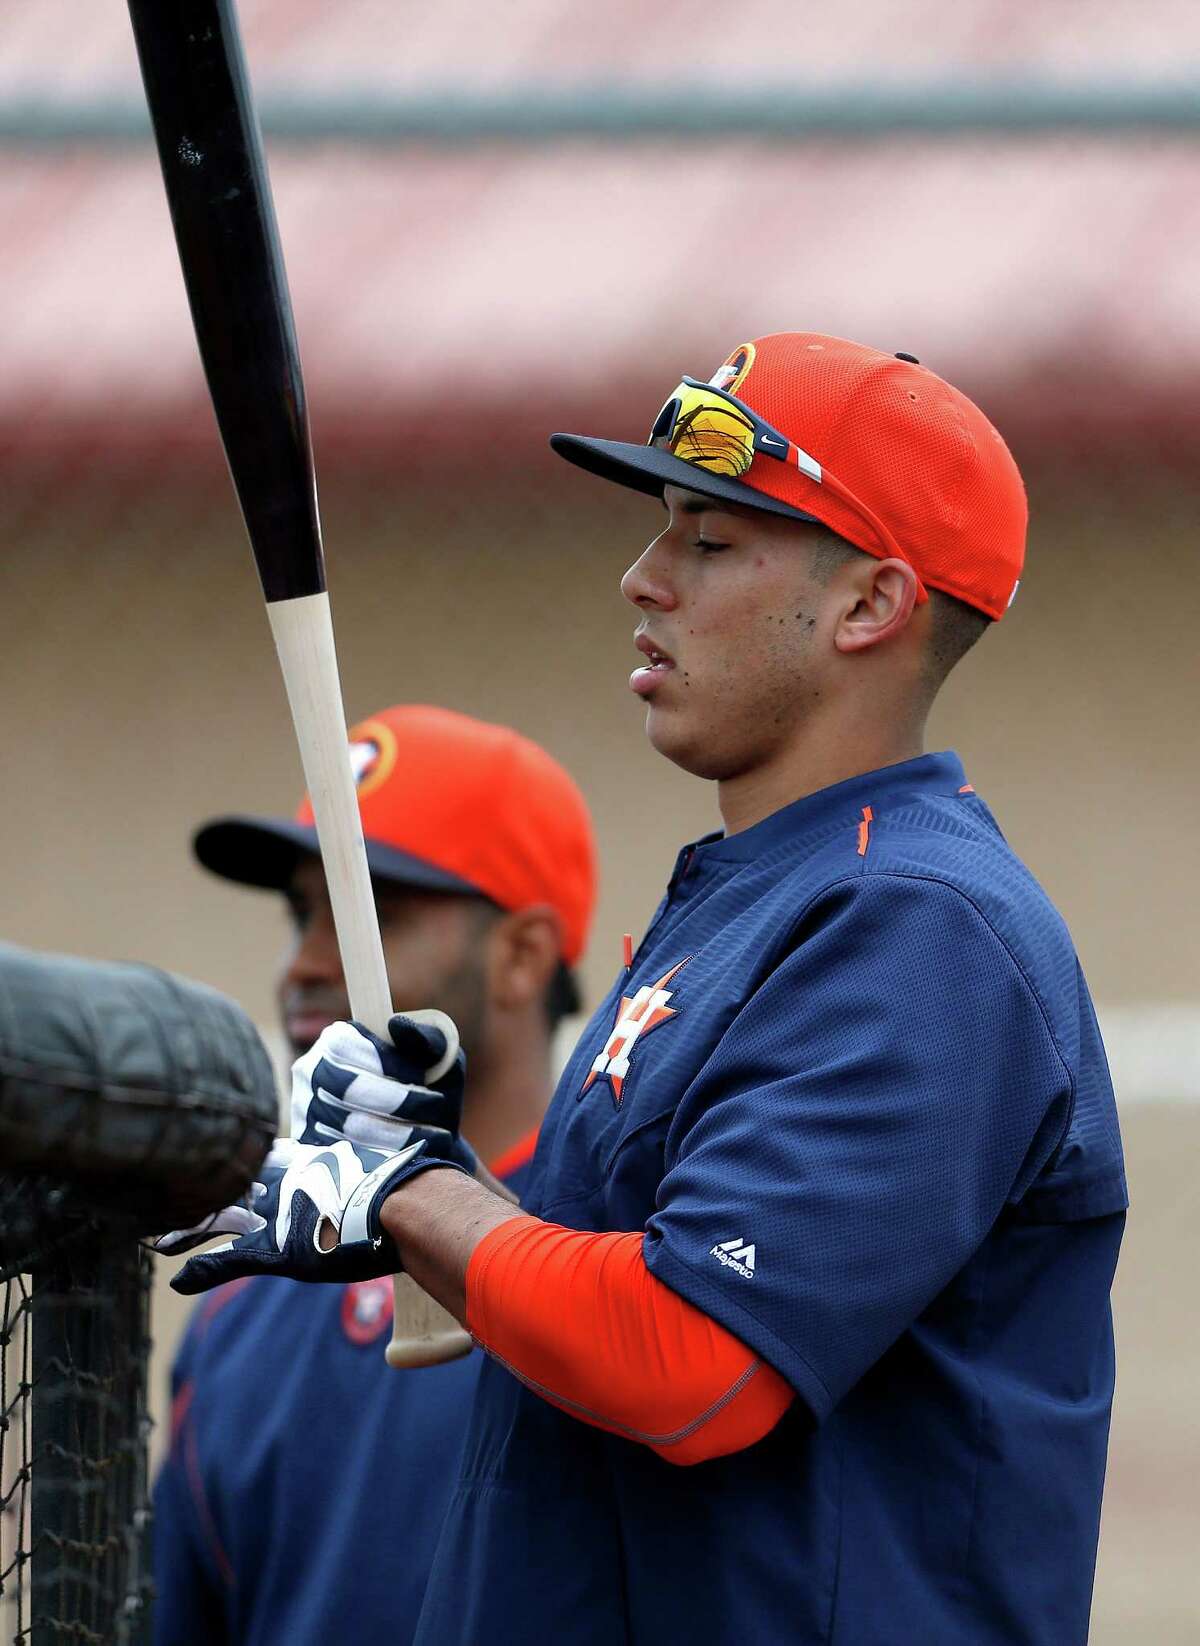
[[377, 1160, 527, 1301], [356, 1139, 476, 1244]]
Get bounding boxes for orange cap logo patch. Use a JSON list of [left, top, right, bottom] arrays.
[[709, 342, 756, 396], [346, 716, 399, 800]]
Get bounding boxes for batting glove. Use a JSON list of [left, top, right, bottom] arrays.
[[290, 1010, 465, 1152], [169, 1132, 475, 1296]]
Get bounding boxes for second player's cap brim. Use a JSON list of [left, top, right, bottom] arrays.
[[194, 816, 485, 900], [549, 433, 823, 527]]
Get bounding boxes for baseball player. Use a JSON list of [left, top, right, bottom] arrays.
[[152, 704, 596, 1646], [173, 336, 1128, 1645]]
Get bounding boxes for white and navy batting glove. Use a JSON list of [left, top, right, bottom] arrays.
[[290, 1010, 465, 1153], [169, 1132, 476, 1296]]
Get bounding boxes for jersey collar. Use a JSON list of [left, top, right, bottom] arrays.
[[688, 751, 969, 867]]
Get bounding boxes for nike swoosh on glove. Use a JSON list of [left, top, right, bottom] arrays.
[[170, 1131, 475, 1296], [290, 1010, 465, 1153]]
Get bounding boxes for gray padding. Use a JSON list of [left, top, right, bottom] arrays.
[[0, 942, 277, 1236]]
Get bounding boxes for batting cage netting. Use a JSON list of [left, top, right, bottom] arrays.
[[1, 1193, 154, 1646], [0, 946, 277, 1646]]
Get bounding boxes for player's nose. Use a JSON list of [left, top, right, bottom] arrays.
[[621, 539, 677, 611]]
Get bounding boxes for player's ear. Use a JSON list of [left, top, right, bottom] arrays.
[[485, 906, 564, 1013], [833, 558, 920, 654]]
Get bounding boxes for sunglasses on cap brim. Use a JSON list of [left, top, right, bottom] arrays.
[[649, 377, 927, 603]]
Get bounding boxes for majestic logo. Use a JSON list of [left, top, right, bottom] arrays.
[[711, 1237, 756, 1278], [708, 342, 756, 396], [581, 958, 691, 1104]]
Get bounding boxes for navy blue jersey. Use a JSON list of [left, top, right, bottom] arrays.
[[152, 1148, 535, 1646], [416, 753, 1126, 1646]]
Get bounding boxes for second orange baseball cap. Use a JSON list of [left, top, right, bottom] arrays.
[[551, 332, 1027, 621], [194, 705, 597, 966]]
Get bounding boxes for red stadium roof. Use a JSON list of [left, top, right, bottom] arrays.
[[2, 0, 1198, 474]]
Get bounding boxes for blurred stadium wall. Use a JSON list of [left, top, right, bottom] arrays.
[[2, 3, 1198, 1640]]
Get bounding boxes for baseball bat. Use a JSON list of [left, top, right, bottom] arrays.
[[127, 0, 471, 1368]]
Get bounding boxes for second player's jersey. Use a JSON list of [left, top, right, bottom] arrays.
[[152, 1140, 536, 1646], [416, 752, 1127, 1646]]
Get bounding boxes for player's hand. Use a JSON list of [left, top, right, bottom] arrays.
[[169, 1132, 476, 1296], [290, 1011, 465, 1152]]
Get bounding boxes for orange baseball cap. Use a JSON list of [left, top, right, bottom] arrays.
[[194, 705, 597, 966], [551, 332, 1027, 621]]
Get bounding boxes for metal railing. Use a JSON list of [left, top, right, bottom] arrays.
[[2, 79, 1199, 148]]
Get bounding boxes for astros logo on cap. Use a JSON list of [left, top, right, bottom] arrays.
[[346, 716, 399, 800], [709, 342, 755, 396]]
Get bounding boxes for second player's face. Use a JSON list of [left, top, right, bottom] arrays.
[[620, 485, 843, 783], [277, 856, 491, 1058]]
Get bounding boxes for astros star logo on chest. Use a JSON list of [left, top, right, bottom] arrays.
[[582, 957, 691, 1105]]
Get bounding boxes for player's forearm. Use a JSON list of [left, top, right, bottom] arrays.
[[382, 1176, 794, 1464], [378, 1167, 527, 1323]]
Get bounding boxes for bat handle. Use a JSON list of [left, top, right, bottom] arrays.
[[385, 1277, 474, 1367], [267, 592, 473, 1368]]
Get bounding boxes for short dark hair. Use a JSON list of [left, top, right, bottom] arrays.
[[545, 962, 582, 1030], [922, 588, 990, 690], [805, 527, 862, 581], [803, 527, 989, 688]]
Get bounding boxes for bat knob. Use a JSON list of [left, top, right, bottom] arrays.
[[396, 1007, 461, 1086]]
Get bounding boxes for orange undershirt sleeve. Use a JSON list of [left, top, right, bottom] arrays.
[[465, 1216, 794, 1466]]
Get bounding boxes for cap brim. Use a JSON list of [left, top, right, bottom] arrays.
[[549, 433, 823, 527], [193, 816, 485, 900]]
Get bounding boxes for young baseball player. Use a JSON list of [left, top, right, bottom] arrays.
[[173, 337, 1128, 1645], [152, 704, 596, 1646]]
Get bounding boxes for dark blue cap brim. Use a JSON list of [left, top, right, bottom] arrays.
[[193, 817, 484, 900], [549, 433, 822, 527]]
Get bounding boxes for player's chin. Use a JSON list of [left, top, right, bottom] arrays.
[[644, 705, 739, 782]]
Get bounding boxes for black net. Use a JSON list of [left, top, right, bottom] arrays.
[[0, 947, 278, 1645], [1, 1182, 153, 1646]]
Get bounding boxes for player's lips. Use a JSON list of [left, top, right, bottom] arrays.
[[631, 634, 675, 698], [283, 1000, 346, 1051]]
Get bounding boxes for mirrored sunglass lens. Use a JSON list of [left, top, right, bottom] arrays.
[[660, 389, 756, 479]]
